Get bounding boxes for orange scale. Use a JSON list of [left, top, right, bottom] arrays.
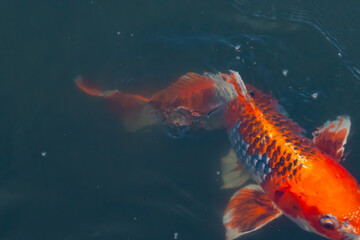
[[279, 156, 285, 166], [286, 153, 292, 162], [276, 146, 281, 155], [266, 146, 273, 157], [247, 145, 255, 156], [270, 140, 277, 149], [252, 137, 260, 146], [287, 162, 293, 171]]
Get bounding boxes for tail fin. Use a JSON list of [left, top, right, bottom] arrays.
[[75, 76, 157, 132], [75, 76, 109, 97]]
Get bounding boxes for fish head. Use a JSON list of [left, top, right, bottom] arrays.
[[283, 156, 360, 240], [166, 108, 195, 127]]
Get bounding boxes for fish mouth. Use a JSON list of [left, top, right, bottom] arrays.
[[163, 124, 190, 139]]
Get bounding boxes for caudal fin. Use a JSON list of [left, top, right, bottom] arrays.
[[75, 76, 109, 96], [75, 76, 157, 132], [107, 91, 157, 132]]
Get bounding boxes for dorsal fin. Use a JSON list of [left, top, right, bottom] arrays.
[[312, 115, 351, 162], [150, 73, 216, 112], [226, 71, 253, 105], [164, 73, 216, 96]]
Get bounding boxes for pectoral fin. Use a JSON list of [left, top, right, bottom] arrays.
[[221, 148, 249, 189], [223, 184, 282, 240], [312, 115, 351, 162]]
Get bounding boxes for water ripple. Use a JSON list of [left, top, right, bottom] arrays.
[[233, 0, 360, 81]]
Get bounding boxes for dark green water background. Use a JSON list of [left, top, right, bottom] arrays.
[[1, 1, 360, 239]]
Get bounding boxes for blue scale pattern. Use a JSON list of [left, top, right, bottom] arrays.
[[228, 120, 271, 182]]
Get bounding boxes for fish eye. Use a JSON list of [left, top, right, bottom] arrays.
[[320, 217, 336, 230]]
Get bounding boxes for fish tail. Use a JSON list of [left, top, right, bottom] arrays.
[[75, 76, 110, 97], [75, 76, 157, 132]]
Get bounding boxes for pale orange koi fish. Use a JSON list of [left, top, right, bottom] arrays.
[[75, 73, 237, 136], [221, 71, 360, 240]]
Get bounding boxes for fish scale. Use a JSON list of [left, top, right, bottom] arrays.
[[228, 120, 271, 182]]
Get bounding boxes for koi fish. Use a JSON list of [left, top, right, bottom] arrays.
[[221, 71, 360, 240], [75, 73, 238, 137]]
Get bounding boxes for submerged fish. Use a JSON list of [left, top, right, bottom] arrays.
[[221, 71, 360, 240], [75, 73, 237, 137], [76, 70, 360, 240]]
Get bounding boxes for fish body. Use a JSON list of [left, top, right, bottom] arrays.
[[75, 73, 237, 137], [222, 71, 360, 240]]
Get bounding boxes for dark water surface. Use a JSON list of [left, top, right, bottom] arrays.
[[1, 1, 360, 239]]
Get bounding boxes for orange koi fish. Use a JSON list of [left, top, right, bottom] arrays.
[[75, 73, 238, 136], [221, 71, 360, 240]]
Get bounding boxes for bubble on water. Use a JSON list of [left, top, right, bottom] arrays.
[[116, 31, 121, 35], [338, 52, 343, 57], [234, 45, 241, 52], [282, 68, 289, 77], [216, 171, 220, 175], [133, 217, 137, 220], [235, 56, 240, 60], [174, 232, 178, 239], [311, 92, 319, 100], [41, 151, 47, 157]]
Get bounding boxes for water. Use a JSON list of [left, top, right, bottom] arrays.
[[1, 1, 360, 239]]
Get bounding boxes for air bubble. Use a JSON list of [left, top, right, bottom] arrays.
[[41, 151, 47, 157], [282, 69, 289, 77], [311, 92, 319, 100]]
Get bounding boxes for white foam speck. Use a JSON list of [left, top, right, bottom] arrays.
[[235, 45, 241, 51], [311, 92, 319, 100], [41, 151, 47, 157], [174, 232, 178, 239], [282, 68, 289, 77]]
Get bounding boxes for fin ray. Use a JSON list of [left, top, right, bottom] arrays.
[[75, 76, 155, 132], [223, 184, 282, 240], [221, 148, 250, 189], [313, 115, 351, 162]]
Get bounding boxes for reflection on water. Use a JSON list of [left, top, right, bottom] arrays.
[[234, 0, 360, 81]]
